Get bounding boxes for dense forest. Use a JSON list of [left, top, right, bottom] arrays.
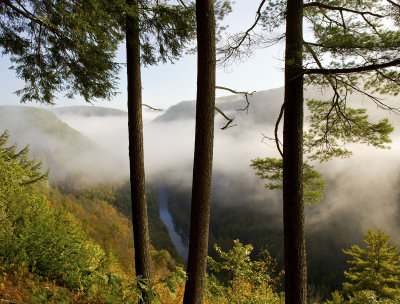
[[1, 0, 400, 303]]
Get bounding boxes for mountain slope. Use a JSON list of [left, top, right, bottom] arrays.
[[0, 105, 126, 189]]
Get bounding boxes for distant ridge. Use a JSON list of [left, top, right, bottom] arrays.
[[0, 105, 126, 189], [52, 105, 127, 117], [154, 88, 284, 126]]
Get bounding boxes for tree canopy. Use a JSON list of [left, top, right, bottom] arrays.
[[343, 229, 400, 300]]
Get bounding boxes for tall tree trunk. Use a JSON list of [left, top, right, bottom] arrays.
[[126, 0, 152, 302], [182, 1, 216, 303], [282, 0, 306, 303]]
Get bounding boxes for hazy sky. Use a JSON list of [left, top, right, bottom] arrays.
[[0, 1, 284, 111]]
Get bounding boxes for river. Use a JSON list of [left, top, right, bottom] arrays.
[[158, 187, 189, 261]]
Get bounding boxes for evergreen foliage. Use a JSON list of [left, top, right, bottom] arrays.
[[259, 0, 399, 160], [304, 99, 393, 162], [342, 229, 400, 300], [0, 0, 126, 104], [0, 0, 202, 104], [251, 157, 325, 204]]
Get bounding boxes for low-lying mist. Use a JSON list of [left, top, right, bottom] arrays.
[[53, 87, 400, 245], [3, 86, 400, 292], [3, 86, 400, 255]]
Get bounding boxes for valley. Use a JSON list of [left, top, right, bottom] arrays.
[[2, 86, 400, 300]]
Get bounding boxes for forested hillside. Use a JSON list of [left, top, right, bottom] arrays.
[[2, 81, 400, 303], [3, 83, 400, 300], [0, 106, 179, 259]]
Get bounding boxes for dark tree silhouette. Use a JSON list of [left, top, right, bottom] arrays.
[[183, 0, 216, 303]]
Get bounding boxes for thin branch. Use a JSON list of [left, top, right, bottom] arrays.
[[215, 85, 255, 112], [305, 43, 349, 140], [218, 0, 267, 63], [142, 104, 163, 111], [228, 0, 266, 50], [215, 85, 254, 96], [336, 77, 400, 113], [14, 0, 35, 17], [274, 103, 284, 157], [304, 58, 400, 75], [376, 69, 400, 86], [3, 0, 47, 28], [320, 9, 345, 28], [303, 41, 399, 51], [303, 2, 385, 18], [386, 0, 400, 9], [339, 10, 346, 32], [361, 14, 381, 37], [177, 0, 187, 8], [215, 106, 236, 130]]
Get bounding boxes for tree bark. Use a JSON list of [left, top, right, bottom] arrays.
[[126, 0, 152, 302], [182, 0, 216, 303], [282, 0, 307, 303]]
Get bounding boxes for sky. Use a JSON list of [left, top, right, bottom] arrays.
[[0, 0, 284, 111]]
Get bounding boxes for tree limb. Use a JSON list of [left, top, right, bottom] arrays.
[[386, 0, 400, 9], [227, 0, 267, 51], [304, 58, 400, 75], [274, 103, 284, 157], [215, 106, 236, 130], [3, 0, 48, 28], [303, 2, 384, 18], [215, 85, 255, 112], [217, 0, 267, 63], [142, 103, 163, 111], [177, 0, 187, 8]]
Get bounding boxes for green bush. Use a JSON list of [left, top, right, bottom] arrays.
[[206, 240, 284, 304], [0, 131, 104, 289]]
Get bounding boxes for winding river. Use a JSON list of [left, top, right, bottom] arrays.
[[158, 187, 188, 261]]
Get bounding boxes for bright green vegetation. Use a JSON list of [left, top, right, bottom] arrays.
[[0, 130, 184, 303], [251, 157, 325, 205], [343, 230, 400, 299], [2, 126, 400, 303], [0, 130, 133, 301], [206, 240, 284, 304], [325, 230, 400, 304], [304, 99, 394, 162]]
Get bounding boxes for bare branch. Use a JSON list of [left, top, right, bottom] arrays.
[[142, 103, 163, 111], [217, 0, 267, 63], [336, 77, 400, 113], [228, 0, 266, 50], [274, 103, 284, 157], [215, 85, 254, 96], [215, 106, 236, 130], [386, 0, 400, 9], [177, 0, 187, 8], [216, 85, 255, 112]]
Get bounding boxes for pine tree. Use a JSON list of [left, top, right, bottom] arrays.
[[219, 2, 400, 303], [182, 0, 216, 303], [0, 0, 126, 103], [343, 229, 400, 300]]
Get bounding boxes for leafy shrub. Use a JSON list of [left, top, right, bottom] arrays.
[[0, 131, 104, 289], [206, 240, 284, 304]]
